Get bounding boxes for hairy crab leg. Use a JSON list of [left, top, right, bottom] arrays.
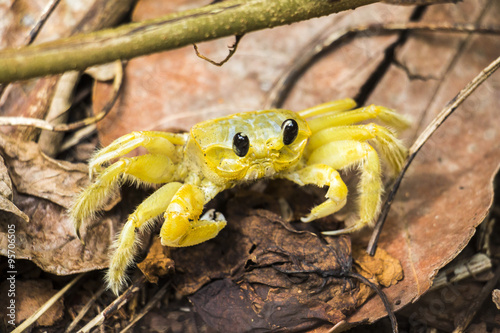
[[160, 184, 227, 248], [307, 140, 383, 235], [305, 105, 409, 134], [70, 154, 177, 238], [308, 124, 408, 173], [89, 131, 187, 178], [297, 98, 357, 118], [106, 182, 183, 295], [279, 164, 348, 222]]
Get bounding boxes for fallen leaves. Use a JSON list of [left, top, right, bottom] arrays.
[[344, 0, 500, 326], [173, 207, 403, 332], [0, 0, 498, 331], [0, 154, 28, 223], [0, 135, 115, 275], [0, 134, 88, 209], [0, 279, 64, 327]]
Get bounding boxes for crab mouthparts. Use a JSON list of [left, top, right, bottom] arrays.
[[244, 162, 276, 180]]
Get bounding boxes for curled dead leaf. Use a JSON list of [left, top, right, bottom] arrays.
[[171, 204, 402, 331], [492, 289, 500, 310], [0, 154, 28, 222], [137, 238, 175, 284], [0, 134, 118, 275], [0, 134, 88, 209]]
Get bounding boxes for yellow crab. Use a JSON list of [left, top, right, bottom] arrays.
[[70, 98, 408, 295]]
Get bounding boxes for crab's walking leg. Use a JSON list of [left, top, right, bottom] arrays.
[[160, 184, 227, 247], [308, 140, 382, 235], [70, 154, 177, 238], [298, 98, 357, 118], [279, 164, 348, 221], [71, 131, 185, 238], [109, 183, 226, 294], [89, 131, 186, 177], [106, 182, 182, 295], [306, 104, 409, 133], [308, 124, 408, 173]]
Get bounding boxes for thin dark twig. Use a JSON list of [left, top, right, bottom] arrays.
[[264, 22, 500, 109], [26, 0, 62, 44], [66, 285, 106, 332], [76, 275, 147, 333], [119, 281, 171, 333], [193, 34, 244, 66], [452, 264, 500, 333], [346, 271, 398, 333], [367, 55, 500, 255], [0, 0, 61, 97]]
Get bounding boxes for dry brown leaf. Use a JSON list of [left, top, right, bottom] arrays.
[[0, 279, 64, 326], [178, 206, 401, 331], [0, 0, 43, 49], [341, 0, 500, 327], [492, 290, 500, 310], [0, 134, 88, 208], [0, 192, 114, 275], [137, 237, 175, 284], [0, 154, 28, 222], [0, 135, 116, 274]]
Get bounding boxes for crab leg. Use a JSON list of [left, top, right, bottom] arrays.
[[298, 98, 357, 118], [307, 140, 383, 235], [106, 182, 183, 295], [307, 124, 408, 173], [279, 164, 348, 221], [89, 131, 186, 177], [306, 105, 409, 133], [70, 154, 177, 237], [160, 184, 227, 247]]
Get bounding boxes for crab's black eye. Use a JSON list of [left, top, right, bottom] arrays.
[[232, 132, 250, 157], [281, 119, 299, 145]]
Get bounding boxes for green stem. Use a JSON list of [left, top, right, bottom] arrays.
[[0, 0, 377, 83]]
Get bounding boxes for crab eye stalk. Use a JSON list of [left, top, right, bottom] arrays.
[[281, 119, 299, 145], [232, 132, 250, 157]]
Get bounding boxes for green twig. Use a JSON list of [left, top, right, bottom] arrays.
[[0, 0, 378, 83]]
